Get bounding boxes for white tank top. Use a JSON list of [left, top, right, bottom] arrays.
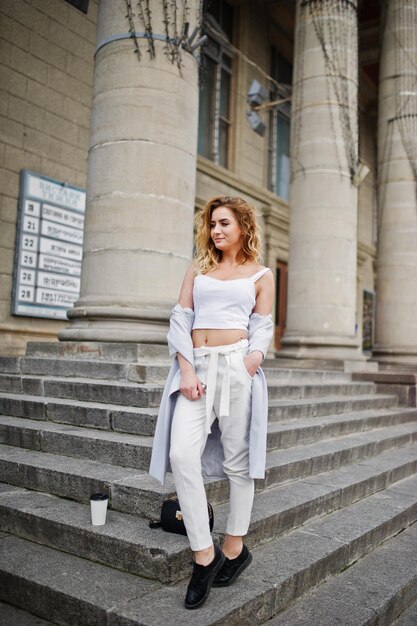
[[192, 267, 271, 331]]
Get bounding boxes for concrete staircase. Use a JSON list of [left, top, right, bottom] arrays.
[[0, 342, 416, 625]]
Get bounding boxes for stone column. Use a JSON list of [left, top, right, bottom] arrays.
[[374, 0, 417, 366], [59, 0, 200, 343], [280, 0, 362, 361]]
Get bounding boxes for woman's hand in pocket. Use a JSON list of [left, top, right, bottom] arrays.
[[243, 351, 263, 378], [179, 369, 206, 400]]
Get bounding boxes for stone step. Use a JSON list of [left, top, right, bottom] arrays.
[[269, 392, 398, 420], [394, 598, 417, 626], [0, 535, 160, 626], [0, 483, 189, 584], [25, 340, 169, 361], [104, 473, 417, 624], [1, 473, 417, 625], [1, 444, 417, 584], [231, 444, 417, 551], [0, 355, 353, 384], [0, 392, 399, 439], [1, 356, 172, 385], [0, 417, 153, 470], [109, 421, 417, 519], [267, 407, 417, 450], [0, 356, 129, 381], [0, 601, 55, 626], [0, 392, 158, 435], [1, 420, 416, 519], [263, 421, 417, 488], [267, 381, 376, 400], [265, 520, 417, 626], [1, 404, 416, 473], [263, 356, 346, 370], [264, 367, 351, 383], [0, 444, 144, 505], [0, 372, 377, 405], [0, 374, 163, 408], [0, 357, 21, 374]]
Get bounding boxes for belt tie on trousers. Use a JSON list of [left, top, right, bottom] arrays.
[[193, 339, 249, 436]]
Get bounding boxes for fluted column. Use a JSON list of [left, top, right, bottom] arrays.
[[59, 0, 200, 342], [374, 0, 417, 366], [280, 0, 362, 360]]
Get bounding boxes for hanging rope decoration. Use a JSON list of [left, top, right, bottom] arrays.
[[293, 0, 358, 181], [292, 1, 308, 178], [125, 0, 142, 60], [310, 0, 358, 177], [393, 1, 417, 185], [137, 0, 155, 59], [124, 0, 198, 70]]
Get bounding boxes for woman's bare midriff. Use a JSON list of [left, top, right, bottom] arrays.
[[192, 328, 248, 348]]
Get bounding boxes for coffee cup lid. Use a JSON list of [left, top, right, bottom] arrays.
[[90, 493, 109, 501]]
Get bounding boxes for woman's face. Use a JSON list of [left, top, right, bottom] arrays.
[[210, 206, 244, 252]]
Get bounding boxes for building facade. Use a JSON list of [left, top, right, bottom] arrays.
[[0, 0, 416, 368]]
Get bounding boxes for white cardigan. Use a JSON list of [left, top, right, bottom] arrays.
[[149, 304, 273, 485]]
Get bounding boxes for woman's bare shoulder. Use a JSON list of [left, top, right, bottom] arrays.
[[178, 263, 198, 308], [251, 263, 270, 276], [186, 261, 198, 275]]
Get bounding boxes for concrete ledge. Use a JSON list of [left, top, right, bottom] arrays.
[[353, 372, 417, 407], [267, 382, 377, 401], [266, 357, 345, 371], [268, 393, 398, 420], [26, 342, 169, 361], [353, 373, 417, 384]]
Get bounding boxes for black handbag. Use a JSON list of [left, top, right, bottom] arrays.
[[149, 496, 214, 536]]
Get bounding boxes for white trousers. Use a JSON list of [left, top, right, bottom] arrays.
[[169, 340, 254, 551]]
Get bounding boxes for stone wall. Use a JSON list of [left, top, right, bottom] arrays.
[[0, 0, 98, 354]]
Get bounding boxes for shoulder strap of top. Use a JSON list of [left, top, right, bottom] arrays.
[[251, 267, 271, 283]]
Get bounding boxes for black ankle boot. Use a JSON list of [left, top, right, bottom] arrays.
[[184, 545, 225, 610], [212, 544, 252, 587]]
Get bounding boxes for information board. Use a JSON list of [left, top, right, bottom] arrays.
[[12, 170, 86, 320]]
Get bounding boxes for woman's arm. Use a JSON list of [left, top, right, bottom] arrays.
[[176, 264, 205, 400], [244, 270, 275, 376], [178, 263, 196, 309], [253, 269, 275, 316]]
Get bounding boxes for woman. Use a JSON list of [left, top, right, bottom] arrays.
[[149, 195, 274, 609]]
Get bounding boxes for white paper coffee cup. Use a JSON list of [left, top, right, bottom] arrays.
[[90, 493, 109, 526]]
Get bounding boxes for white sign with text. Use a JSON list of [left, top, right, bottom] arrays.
[[12, 170, 86, 320]]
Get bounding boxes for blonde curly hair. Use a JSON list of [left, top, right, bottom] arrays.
[[194, 195, 262, 273]]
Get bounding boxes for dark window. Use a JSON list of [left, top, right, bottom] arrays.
[[198, 1, 234, 168], [275, 266, 281, 325], [65, 0, 89, 14], [268, 49, 292, 200]]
